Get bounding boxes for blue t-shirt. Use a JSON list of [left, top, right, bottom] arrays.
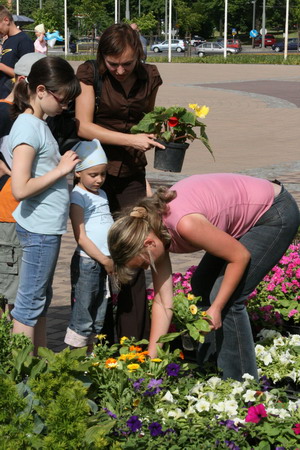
[[0, 31, 34, 99], [71, 185, 114, 257], [9, 114, 70, 234]]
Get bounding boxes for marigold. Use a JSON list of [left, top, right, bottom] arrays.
[[129, 345, 142, 352], [105, 358, 118, 368], [127, 363, 140, 372], [151, 358, 162, 362], [189, 304, 198, 315], [120, 336, 129, 345], [119, 353, 137, 361]]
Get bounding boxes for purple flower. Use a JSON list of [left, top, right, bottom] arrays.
[[103, 408, 117, 419], [147, 378, 163, 388], [143, 387, 161, 396], [149, 422, 163, 437], [166, 363, 180, 377], [132, 378, 144, 391], [219, 419, 239, 432], [126, 415, 142, 432], [225, 441, 240, 450]]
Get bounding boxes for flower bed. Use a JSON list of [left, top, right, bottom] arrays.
[[0, 312, 300, 449]]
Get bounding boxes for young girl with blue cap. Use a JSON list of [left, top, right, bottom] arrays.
[[64, 139, 114, 351]]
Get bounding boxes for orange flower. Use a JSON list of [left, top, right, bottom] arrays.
[[201, 311, 207, 317], [179, 351, 185, 360], [105, 358, 118, 368], [129, 345, 142, 352]]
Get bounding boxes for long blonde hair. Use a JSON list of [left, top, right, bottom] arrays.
[[108, 186, 176, 284]]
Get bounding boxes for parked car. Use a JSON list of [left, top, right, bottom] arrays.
[[190, 35, 206, 46], [253, 34, 276, 47], [216, 38, 242, 52], [272, 38, 300, 52], [151, 39, 187, 53], [196, 42, 238, 57]]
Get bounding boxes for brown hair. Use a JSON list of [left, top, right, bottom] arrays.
[[96, 23, 144, 73], [0, 5, 13, 22], [108, 187, 176, 284], [12, 56, 81, 119]]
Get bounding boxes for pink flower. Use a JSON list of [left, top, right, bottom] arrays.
[[292, 423, 300, 435], [288, 309, 299, 318], [245, 404, 267, 423]]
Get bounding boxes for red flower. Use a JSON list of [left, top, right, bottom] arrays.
[[167, 116, 179, 127], [245, 404, 267, 423], [292, 423, 300, 435]]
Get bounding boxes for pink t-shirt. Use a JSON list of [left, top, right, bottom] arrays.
[[162, 174, 275, 253], [34, 37, 47, 54]]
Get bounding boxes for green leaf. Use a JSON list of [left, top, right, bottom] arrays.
[[157, 332, 183, 343], [85, 423, 115, 444]]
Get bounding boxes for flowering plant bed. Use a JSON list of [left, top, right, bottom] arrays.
[[247, 243, 300, 333], [1, 318, 300, 449]]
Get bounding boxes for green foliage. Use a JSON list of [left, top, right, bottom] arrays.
[[129, 12, 158, 35]]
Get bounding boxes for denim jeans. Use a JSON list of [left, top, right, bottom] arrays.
[[11, 224, 61, 327], [191, 186, 300, 381], [67, 253, 108, 343]]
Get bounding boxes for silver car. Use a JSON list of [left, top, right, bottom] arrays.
[[196, 42, 238, 57], [151, 39, 187, 53]]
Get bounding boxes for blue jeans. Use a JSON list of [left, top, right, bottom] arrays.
[[191, 186, 300, 381], [67, 253, 108, 340], [11, 224, 61, 327]]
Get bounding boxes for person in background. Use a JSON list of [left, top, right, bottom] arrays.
[[34, 24, 47, 55], [8, 56, 81, 354], [108, 173, 300, 381], [130, 23, 147, 61], [64, 139, 114, 352], [75, 23, 164, 343], [0, 5, 34, 98], [0, 52, 46, 318]]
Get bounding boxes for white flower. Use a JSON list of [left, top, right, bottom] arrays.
[[289, 334, 300, 346], [162, 390, 174, 403], [243, 390, 257, 402], [185, 395, 197, 402], [255, 344, 265, 356], [262, 352, 273, 365], [224, 400, 239, 416], [195, 398, 210, 412], [190, 383, 204, 395], [273, 337, 285, 346], [207, 376, 222, 389], [231, 385, 244, 396], [287, 369, 297, 382], [168, 408, 185, 419], [242, 373, 254, 381]]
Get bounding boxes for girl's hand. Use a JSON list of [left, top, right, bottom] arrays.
[[57, 151, 80, 176], [103, 257, 114, 275], [206, 305, 222, 330], [129, 134, 165, 152]]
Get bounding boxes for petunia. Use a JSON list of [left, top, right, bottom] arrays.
[[292, 423, 300, 435], [288, 308, 299, 318], [127, 415, 142, 432], [167, 116, 179, 127], [148, 422, 163, 437], [132, 378, 144, 391], [245, 403, 267, 423], [148, 378, 163, 388], [166, 363, 181, 377]]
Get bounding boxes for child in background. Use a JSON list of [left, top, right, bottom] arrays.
[[34, 24, 47, 55], [9, 56, 81, 354], [64, 139, 114, 351]]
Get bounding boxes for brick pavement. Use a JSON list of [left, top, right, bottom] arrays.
[[47, 62, 300, 352]]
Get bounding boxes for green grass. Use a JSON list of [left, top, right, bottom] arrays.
[[65, 53, 300, 65]]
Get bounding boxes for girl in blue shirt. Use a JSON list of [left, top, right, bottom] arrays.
[[9, 56, 81, 354]]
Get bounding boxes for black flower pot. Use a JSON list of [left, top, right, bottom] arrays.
[[154, 141, 189, 173]]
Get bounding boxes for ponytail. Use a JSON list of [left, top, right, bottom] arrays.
[[11, 78, 33, 119]]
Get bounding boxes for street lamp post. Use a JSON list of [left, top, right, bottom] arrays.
[[251, 0, 257, 48], [262, 0, 266, 48]]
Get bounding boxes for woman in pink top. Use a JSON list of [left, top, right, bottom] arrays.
[[108, 173, 300, 381]]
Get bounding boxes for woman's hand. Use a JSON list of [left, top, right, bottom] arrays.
[[206, 305, 222, 330], [128, 134, 165, 152], [57, 151, 80, 176]]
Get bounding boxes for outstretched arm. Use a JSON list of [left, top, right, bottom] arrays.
[[75, 82, 165, 151], [177, 213, 251, 329], [148, 251, 173, 357]]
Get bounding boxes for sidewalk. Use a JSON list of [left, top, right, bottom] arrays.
[[47, 62, 300, 352]]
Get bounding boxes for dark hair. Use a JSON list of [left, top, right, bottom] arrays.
[[12, 56, 81, 118], [97, 23, 144, 72], [0, 5, 13, 22]]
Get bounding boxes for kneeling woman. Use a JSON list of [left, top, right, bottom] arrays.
[[108, 173, 300, 381]]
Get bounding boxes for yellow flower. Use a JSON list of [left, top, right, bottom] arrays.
[[188, 103, 198, 110], [195, 105, 209, 118], [127, 363, 140, 372], [133, 399, 140, 407], [151, 358, 162, 362], [119, 353, 137, 361], [187, 294, 195, 301], [92, 361, 100, 367], [96, 334, 107, 340], [189, 304, 198, 315], [120, 336, 129, 345], [201, 311, 207, 317]]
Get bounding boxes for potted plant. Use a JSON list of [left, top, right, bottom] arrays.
[[131, 103, 213, 172]]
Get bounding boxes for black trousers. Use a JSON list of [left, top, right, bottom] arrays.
[[102, 172, 151, 342]]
